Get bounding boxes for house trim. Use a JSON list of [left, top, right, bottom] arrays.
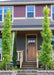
[[25, 34, 37, 62], [1, 1, 54, 5], [0, 27, 54, 31], [51, 5, 54, 22], [14, 17, 51, 19]]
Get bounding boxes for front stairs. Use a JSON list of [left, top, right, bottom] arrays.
[[21, 62, 37, 69]]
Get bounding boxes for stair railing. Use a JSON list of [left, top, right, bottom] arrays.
[[20, 50, 23, 68], [36, 50, 39, 68]]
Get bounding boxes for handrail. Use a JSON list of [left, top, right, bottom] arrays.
[[20, 50, 23, 68], [36, 50, 39, 58], [36, 50, 39, 69], [20, 50, 23, 58], [17, 51, 21, 61]]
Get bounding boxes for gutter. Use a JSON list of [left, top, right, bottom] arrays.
[[0, 1, 54, 5], [0, 27, 54, 31]]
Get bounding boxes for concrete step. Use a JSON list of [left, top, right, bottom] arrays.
[[17, 70, 37, 75], [22, 62, 36, 65], [21, 67, 36, 69], [22, 62, 37, 70], [22, 65, 36, 67]]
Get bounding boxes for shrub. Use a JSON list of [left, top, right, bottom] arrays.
[[0, 62, 5, 70], [48, 61, 54, 70]]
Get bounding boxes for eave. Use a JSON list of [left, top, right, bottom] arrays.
[[0, 1, 54, 5]]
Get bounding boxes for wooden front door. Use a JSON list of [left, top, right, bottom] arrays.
[[27, 35, 36, 61]]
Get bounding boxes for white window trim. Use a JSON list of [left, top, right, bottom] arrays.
[[51, 5, 54, 21], [26, 5, 35, 19], [0, 7, 3, 22], [0, 6, 14, 22]]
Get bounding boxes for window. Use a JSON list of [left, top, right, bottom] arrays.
[[28, 40, 36, 45], [0, 7, 2, 21], [0, 6, 13, 22], [51, 38, 54, 50], [0, 38, 2, 51], [4, 7, 13, 21], [27, 35, 36, 45], [27, 6, 34, 18], [52, 6, 54, 20]]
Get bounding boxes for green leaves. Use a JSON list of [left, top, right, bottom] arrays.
[[38, 6, 53, 69], [43, 5, 50, 16], [1, 9, 12, 69]]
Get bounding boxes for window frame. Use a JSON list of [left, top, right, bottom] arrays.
[[0, 6, 14, 22], [51, 5, 54, 21], [51, 37, 54, 50], [0, 7, 3, 22], [26, 5, 35, 18]]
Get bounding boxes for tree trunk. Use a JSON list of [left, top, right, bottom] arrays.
[[45, 64, 47, 70]]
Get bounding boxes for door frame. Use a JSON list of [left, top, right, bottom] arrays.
[[25, 34, 37, 62]]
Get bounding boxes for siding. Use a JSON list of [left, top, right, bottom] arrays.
[[36, 4, 51, 17], [14, 5, 25, 17], [37, 33, 43, 50], [17, 33, 25, 61], [14, 5, 51, 18], [17, 33, 43, 61]]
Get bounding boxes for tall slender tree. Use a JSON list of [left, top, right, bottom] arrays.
[[1, 9, 12, 69], [38, 6, 53, 70], [13, 32, 17, 67]]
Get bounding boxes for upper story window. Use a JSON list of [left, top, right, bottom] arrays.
[[27, 6, 35, 18], [0, 6, 13, 22], [0, 7, 2, 21], [4, 7, 13, 21], [52, 6, 54, 20]]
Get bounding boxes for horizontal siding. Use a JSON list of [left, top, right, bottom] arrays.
[[35, 4, 51, 17], [14, 5, 26, 17], [14, 4, 51, 18]]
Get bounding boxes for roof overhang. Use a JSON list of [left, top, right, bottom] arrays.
[[0, 1, 54, 5], [0, 28, 54, 31]]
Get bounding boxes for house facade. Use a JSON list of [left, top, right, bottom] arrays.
[[0, 0, 54, 69]]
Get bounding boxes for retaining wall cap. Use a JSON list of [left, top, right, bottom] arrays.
[[0, 71, 16, 72], [37, 70, 54, 72]]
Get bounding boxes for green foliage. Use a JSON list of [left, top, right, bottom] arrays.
[[48, 61, 54, 70], [38, 6, 53, 69], [1, 9, 12, 69], [0, 62, 5, 70], [14, 66, 18, 70], [13, 32, 17, 67]]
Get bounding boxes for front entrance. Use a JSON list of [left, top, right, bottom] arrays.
[[27, 35, 36, 61]]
